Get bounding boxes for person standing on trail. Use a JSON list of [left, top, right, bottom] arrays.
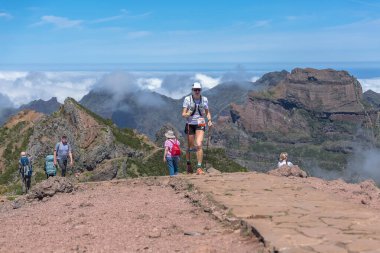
[[54, 135, 73, 177], [163, 130, 181, 176], [19, 151, 32, 194], [182, 82, 213, 175]]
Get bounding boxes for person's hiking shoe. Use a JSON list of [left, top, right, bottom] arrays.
[[196, 167, 205, 175]]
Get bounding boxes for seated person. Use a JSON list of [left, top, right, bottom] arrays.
[[278, 152, 293, 168]]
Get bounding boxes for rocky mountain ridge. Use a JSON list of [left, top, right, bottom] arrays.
[[0, 97, 61, 125], [213, 68, 380, 180]]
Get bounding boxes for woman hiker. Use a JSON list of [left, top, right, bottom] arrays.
[[182, 82, 213, 175]]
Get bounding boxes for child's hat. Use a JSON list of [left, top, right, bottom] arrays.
[[165, 130, 176, 139]]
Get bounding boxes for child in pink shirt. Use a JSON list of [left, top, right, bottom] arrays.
[[163, 130, 181, 176]]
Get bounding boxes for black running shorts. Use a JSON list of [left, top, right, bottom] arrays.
[[184, 124, 205, 135]]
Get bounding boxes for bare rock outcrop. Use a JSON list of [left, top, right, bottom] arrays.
[[28, 98, 142, 174], [268, 165, 308, 178], [27, 177, 74, 200], [231, 68, 365, 136], [271, 68, 363, 113]]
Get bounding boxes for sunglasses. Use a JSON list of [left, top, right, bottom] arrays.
[[193, 89, 201, 92]]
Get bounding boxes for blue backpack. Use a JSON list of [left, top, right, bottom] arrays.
[[45, 155, 57, 177], [20, 156, 32, 177]]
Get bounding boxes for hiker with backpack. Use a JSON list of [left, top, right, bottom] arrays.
[[182, 82, 213, 175], [163, 130, 181, 176], [18, 151, 32, 194], [54, 135, 73, 177]]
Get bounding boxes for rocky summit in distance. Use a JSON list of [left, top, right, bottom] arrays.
[[213, 68, 380, 178], [27, 98, 153, 180], [19, 97, 61, 115]]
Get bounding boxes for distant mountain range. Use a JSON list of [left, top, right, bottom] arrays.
[[79, 80, 264, 138], [0, 97, 61, 125]]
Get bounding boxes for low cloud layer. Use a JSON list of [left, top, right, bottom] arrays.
[[0, 71, 101, 107], [2, 69, 377, 110], [359, 78, 380, 93]]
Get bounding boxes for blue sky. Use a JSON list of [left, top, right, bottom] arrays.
[[1, 0, 380, 65]]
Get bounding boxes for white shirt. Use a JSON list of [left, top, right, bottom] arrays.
[[278, 160, 293, 168], [183, 95, 209, 125]]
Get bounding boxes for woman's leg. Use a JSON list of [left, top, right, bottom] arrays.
[[173, 156, 179, 175], [195, 129, 205, 165], [166, 157, 175, 176], [186, 135, 195, 161]]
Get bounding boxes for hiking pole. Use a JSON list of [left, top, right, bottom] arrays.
[[186, 123, 193, 174], [204, 124, 213, 173]]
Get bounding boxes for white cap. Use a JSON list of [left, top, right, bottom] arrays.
[[192, 82, 202, 89]]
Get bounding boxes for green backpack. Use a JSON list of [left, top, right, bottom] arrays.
[[45, 155, 56, 177]]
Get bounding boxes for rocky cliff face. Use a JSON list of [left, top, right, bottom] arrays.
[[27, 98, 151, 178], [269, 68, 363, 113], [214, 68, 379, 175]]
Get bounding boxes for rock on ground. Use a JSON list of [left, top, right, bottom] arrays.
[[27, 176, 74, 200], [268, 165, 308, 178]]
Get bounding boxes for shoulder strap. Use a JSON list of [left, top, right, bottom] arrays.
[[57, 142, 61, 153], [197, 95, 203, 116], [190, 95, 197, 116], [169, 139, 177, 145]]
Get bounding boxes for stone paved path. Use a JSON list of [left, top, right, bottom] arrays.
[[187, 172, 380, 253]]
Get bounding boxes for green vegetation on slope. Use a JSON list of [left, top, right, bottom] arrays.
[[0, 122, 33, 194], [125, 147, 247, 178]]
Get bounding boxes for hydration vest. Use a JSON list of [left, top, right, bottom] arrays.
[[188, 95, 206, 117]]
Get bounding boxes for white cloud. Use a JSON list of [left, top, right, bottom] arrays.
[[138, 78, 162, 90], [0, 12, 12, 19], [359, 78, 380, 93], [35, 15, 83, 28], [0, 71, 28, 81], [194, 73, 220, 89], [251, 76, 260, 82], [120, 9, 152, 18], [0, 71, 101, 106], [91, 15, 123, 24]]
